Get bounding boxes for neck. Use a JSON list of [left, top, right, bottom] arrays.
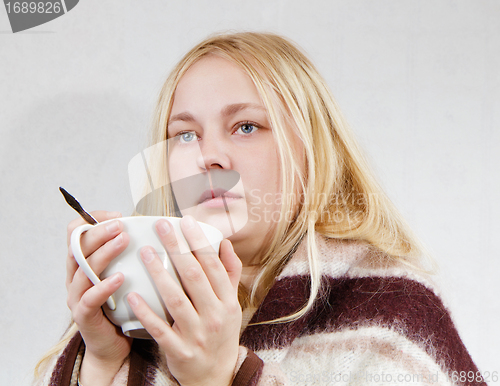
[[240, 264, 260, 290]]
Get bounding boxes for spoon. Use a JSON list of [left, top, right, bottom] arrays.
[[59, 187, 98, 225]]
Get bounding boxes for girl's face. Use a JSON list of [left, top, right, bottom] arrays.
[[167, 56, 282, 266]]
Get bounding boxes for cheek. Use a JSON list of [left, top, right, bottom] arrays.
[[168, 166, 209, 213], [245, 153, 281, 207], [263, 151, 282, 193]]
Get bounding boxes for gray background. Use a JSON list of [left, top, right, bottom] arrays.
[[1, 1, 498, 384]]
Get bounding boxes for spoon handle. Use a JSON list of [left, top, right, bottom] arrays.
[[59, 187, 98, 225]]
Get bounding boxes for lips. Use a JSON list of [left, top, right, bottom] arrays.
[[198, 188, 241, 204]]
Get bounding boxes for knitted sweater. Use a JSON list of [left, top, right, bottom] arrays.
[[37, 233, 484, 386]]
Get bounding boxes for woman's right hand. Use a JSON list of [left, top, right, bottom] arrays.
[[66, 211, 133, 385]]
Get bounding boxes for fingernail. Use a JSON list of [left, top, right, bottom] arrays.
[[106, 221, 120, 234], [110, 273, 122, 285], [141, 247, 155, 263], [113, 233, 123, 247], [183, 215, 195, 229], [157, 220, 171, 236], [128, 293, 138, 306]]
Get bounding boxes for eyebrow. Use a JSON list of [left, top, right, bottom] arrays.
[[221, 102, 266, 117], [168, 103, 266, 125]]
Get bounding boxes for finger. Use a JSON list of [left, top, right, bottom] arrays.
[[86, 232, 129, 275], [179, 216, 234, 299], [155, 220, 219, 310], [66, 231, 126, 288], [139, 246, 199, 329], [78, 220, 125, 258], [67, 232, 129, 300], [66, 210, 122, 246], [127, 292, 186, 351], [67, 266, 94, 308], [66, 211, 121, 286], [66, 247, 80, 289], [218, 240, 242, 292], [70, 272, 124, 318], [66, 211, 122, 285]]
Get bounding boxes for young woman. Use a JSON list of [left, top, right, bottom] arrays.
[[35, 32, 484, 386]]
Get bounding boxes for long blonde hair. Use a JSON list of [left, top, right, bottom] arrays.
[[36, 31, 427, 378], [143, 32, 427, 320]]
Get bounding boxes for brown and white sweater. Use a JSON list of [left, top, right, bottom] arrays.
[[38, 233, 485, 386]]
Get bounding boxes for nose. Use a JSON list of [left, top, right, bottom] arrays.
[[196, 134, 230, 170]]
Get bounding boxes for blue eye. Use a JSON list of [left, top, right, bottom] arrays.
[[178, 132, 198, 143], [236, 123, 258, 135]]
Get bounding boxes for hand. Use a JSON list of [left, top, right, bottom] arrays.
[[66, 211, 133, 385], [127, 215, 243, 386]]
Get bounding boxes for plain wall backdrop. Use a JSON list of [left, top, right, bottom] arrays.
[[1, 1, 498, 384]]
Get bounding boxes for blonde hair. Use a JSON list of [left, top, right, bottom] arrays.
[[36, 31, 428, 378], [143, 32, 428, 320]]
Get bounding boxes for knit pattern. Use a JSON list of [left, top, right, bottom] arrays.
[[239, 235, 484, 386], [36, 233, 484, 386]]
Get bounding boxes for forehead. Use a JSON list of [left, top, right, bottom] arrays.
[[172, 56, 264, 111]]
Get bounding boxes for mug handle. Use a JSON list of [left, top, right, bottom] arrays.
[[70, 224, 117, 311]]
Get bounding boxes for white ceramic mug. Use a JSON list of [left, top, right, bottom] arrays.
[[70, 216, 223, 339]]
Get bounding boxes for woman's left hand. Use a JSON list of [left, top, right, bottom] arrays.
[[127, 215, 243, 386]]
